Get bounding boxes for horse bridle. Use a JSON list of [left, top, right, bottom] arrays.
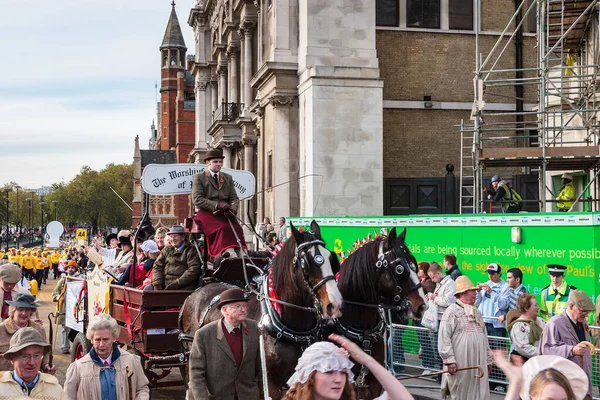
[[293, 239, 336, 296], [375, 239, 420, 304]]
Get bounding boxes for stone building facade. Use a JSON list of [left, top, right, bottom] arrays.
[[188, 0, 384, 221]]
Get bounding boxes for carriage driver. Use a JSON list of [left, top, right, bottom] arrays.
[[192, 149, 247, 259]]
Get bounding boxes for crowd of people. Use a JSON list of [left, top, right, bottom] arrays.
[[414, 254, 597, 399]]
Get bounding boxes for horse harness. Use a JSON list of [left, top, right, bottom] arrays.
[[293, 238, 336, 297]]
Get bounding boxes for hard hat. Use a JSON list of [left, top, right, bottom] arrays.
[[561, 173, 573, 180], [491, 175, 501, 183]]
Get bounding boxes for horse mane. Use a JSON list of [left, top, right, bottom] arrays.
[[337, 239, 380, 305]]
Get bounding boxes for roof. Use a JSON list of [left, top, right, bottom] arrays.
[[140, 150, 177, 168], [161, 2, 187, 50]]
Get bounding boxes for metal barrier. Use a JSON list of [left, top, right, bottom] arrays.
[[389, 323, 600, 398]]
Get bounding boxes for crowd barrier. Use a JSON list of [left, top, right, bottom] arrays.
[[388, 323, 600, 398]]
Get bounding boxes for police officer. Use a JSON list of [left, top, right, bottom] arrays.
[[539, 264, 576, 321], [556, 173, 576, 212]]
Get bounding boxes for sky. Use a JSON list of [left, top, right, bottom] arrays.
[[0, 0, 196, 189]]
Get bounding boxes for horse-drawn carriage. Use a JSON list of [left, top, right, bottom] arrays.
[[62, 164, 427, 399]]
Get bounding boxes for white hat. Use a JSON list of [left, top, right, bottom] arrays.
[[561, 173, 574, 180], [287, 342, 354, 387], [140, 240, 159, 254], [520, 355, 588, 400]]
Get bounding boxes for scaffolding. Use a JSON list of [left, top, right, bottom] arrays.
[[460, 0, 600, 214]]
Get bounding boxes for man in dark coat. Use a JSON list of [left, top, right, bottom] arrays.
[[152, 225, 202, 290], [189, 288, 262, 400], [192, 149, 247, 258]]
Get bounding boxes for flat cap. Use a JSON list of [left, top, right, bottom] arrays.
[[0, 264, 22, 284], [569, 290, 594, 312]]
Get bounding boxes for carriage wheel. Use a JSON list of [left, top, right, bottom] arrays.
[[71, 332, 91, 362]]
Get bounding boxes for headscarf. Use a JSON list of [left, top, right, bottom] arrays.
[[287, 342, 355, 387]]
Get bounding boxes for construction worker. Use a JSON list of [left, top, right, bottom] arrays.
[[539, 264, 576, 321], [556, 173, 576, 212], [487, 176, 521, 213]]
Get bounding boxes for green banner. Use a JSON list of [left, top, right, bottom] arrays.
[[290, 213, 599, 305]]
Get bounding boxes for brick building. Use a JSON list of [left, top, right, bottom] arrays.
[[132, 3, 196, 227]]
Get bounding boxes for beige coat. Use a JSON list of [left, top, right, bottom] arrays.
[[63, 348, 149, 400], [0, 318, 48, 372], [189, 318, 262, 400], [0, 371, 64, 400]]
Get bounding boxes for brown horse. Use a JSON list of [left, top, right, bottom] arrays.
[[179, 220, 343, 399], [333, 227, 426, 399]]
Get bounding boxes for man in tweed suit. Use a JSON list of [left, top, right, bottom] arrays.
[[192, 149, 247, 257], [189, 288, 262, 400]]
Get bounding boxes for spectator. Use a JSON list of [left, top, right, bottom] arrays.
[[52, 260, 80, 354], [438, 276, 492, 400], [277, 217, 287, 242], [416, 262, 436, 374], [189, 288, 262, 400], [151, 225, 202, 290], [0, 263, 29, 323], [539, 264, 576, 321], [154, 227, 168, 251], [496, 267, 528, 327], [284, 334, 415, 400], [64, 314, 149, 399], [493, 353, 588, 400], [426, 262, 456, 371], [506, 293, 545, 365], [540, 290, 594, 397], [443, 254, 462, 281], [475, 263, 508, 337], [0, 293, 55, 374], [0, 327, 63, 399]]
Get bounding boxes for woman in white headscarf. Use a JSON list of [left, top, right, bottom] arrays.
[[283, 333, 414, 400]]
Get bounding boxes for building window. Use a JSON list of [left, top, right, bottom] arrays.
[[526, 0, 536, 33], [449, 0, 473, 30], [163, 127, 167, 139], [376, 0, 399, 27], [163, 102, 167, 114], [407, 0, 440, 29]]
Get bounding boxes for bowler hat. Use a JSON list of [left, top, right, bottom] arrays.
[[167, 225, 186, 235], [6, 293, 40, 309], [454, 276, 477, 296], [3, 327, 51, 359], [569, 290, 595, 312], [204, 149, 225, 162], [118, 235, 132, 247], [217, 288, 249, 309], [0, 264, 22, 284]]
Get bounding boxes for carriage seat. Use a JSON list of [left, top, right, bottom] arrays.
[[203, 257, 269, 284]]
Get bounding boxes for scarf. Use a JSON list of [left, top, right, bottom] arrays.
[[507, 318, 543, 345], [456, 299, 477, 321]]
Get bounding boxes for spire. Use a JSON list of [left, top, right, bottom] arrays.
[[161, 2, 187, 51]]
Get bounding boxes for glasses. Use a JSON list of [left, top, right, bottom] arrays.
[[17, 353, 43, 362], [227, 304, 248, 311]]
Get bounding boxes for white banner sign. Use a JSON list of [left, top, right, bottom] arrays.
[[142, 163, 256, 199], [65, 280, 85, 333]]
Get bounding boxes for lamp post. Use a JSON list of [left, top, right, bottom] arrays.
[[25, 198, 32, 246], [52, 200, 58, 221], [14, 185, 20, 238], [39, 200, 45, 244], [3, 187, 10, 252]]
